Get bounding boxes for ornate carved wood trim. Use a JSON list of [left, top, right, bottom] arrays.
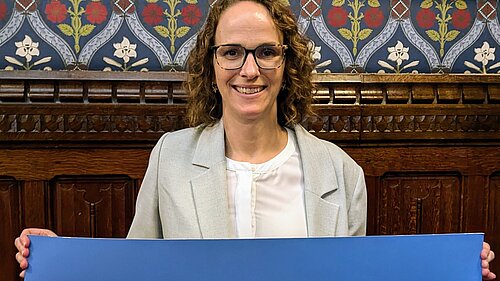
[[1, 71, 499, 144]]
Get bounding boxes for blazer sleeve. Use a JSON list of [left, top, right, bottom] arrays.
[[348, 167, 367, 236], [127, 134, 168, 239]]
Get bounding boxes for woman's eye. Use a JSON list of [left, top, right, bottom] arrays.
[[258, 47, 278, 58], [221, 48, 243, 59], [224, 50, 237, 56]]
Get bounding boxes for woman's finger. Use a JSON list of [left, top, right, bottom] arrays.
[[15, 252, 22, 264], [487, 250, 495, 262]]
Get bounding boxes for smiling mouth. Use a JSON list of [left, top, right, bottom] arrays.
[[234, 86, 265, 95]]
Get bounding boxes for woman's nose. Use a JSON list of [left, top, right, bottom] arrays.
[[239, 53, 260, 78]]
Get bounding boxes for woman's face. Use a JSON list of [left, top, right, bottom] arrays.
[[213, 1, 285, 124]]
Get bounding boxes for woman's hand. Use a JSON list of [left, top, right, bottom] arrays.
[[14, 228, 57, 278], [482, 242, 496, 280]]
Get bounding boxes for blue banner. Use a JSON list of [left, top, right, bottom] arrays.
[[26, 233, 483, 281]]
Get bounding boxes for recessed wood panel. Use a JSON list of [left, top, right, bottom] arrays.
[[462, 176, 488, 233], [52, 176, 135, 238], [378, 174, 461, 235], [21, 181, 50, 228], [0, 178, 20, 281], [487, 174, 500, 274], [365, 176, 379, 236]]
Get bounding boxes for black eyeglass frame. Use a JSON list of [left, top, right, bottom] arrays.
[[210, 44, 288, 70]]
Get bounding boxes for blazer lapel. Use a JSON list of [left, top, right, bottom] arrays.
[[295, 125, 340, 237], [190, 121, 233, 238]]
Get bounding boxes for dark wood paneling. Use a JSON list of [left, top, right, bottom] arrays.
[[0, 72, 498, 281], [52, 176, 135, 238], [20, 181, 50, 229], [0, 149, 150, 180], [487, 174, 500, 273], [0, 104, 187, 141], [345, 147, 500, 177], [365, 176, 379, 236], [0, 178, 20, 281], [462, 176, 488, 233], [378, 174, 461, 234]]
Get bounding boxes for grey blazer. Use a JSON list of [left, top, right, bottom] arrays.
[[127, 121, 367, 239]]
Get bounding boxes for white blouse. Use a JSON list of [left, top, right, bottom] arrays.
[[226, 128, 307, 238]]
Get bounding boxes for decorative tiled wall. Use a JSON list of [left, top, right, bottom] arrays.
[[0, 0, 499, 73]]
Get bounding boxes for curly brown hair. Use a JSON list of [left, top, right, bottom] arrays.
[[185, 0, 315, 127]]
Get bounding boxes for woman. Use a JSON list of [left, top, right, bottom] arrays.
[[14, 0, 496, 279], [125, 0, 366, 240]]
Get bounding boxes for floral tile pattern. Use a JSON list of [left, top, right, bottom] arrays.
[[0, 0, 498, 73]]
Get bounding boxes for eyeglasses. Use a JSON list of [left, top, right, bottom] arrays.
[[211, 44, 288, 70]]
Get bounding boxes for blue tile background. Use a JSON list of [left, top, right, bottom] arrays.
[[0, 0, 499, 73]]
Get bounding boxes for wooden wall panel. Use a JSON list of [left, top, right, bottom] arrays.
[[0, 178, 20, 281], [378, 174, 461, 235], [0, 149, 150, 180], [0, 72, 498, 281], [487, 174, 500, 273], [20, 181, 50, 229], [462, 176, 489, 233], [53, 176, 135, 238], [365, 176, 379, 236], [345, 146, 500, 177]]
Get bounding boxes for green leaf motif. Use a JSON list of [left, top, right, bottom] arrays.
[[154, 25, 170, 38], [445, 30, 460, 42], [58, 24, 74, 36], [421, 0, 433, 9], [338, 28, 353, 40], [426, 30, 440, 42], [358, 29, 373, 40], [79, 24, 95, 37], [184, 0, 197, 4], [368, 0, 380, 8], [175, 26, 190, 38], [455, 0, 467, 10], [332, 0, 345, 7]]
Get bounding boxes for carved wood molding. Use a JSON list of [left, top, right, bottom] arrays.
[[0, 71, 499, 143], [0, 104, 187, 141], [308, 105, 500, 141], [0, 104, 498, 142]]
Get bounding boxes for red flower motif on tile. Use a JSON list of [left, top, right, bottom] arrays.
[[45, 0, 67, 23], [328, 7, 348, 28], [85, 1, 107, 24], [142, 3, 163, 26], [181, 4, 201, 26], [451, 9, 471, 30], [0, 1, 7, 20], [416, 9, 435, 29], [364, 7, 384, 28]]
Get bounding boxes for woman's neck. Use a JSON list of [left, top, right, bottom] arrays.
[[223, 116, 288, 164]]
